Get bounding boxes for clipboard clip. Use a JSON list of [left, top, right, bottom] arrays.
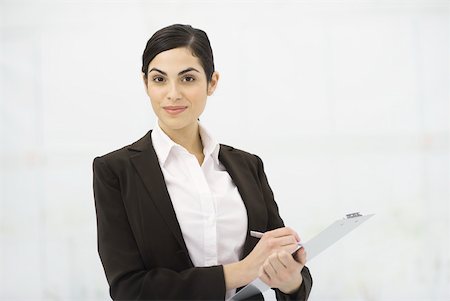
[[346, 212, 362, 219]]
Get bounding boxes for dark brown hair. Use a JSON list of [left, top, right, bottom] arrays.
[[142, 24, 215, 82]]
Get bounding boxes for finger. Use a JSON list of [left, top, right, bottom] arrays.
[[268, 253, 286, 272], [258, 266, 272, 286], [267, 252, 298, 285], [277, 250, 297, 268], [280, 243, 302, 254], [264, 255, 278, 277], [293, 248, 307, 265], [265, 227, 300, 241], [268, 235, 298, 249]]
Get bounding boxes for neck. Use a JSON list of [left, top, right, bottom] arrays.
[[159, 121, 203, 155]]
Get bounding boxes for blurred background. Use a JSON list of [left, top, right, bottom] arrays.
[[1, 0, 449, 300]]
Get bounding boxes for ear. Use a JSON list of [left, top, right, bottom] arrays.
[[142, 72, 150, 96], [207, 71, 220, 96]]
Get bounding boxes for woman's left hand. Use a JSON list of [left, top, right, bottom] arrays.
[[258, 247, 307, 294]]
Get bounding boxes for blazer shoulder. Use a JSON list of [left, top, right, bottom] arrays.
[[219, 143, 263, 167], [93, 131, 152, 167]]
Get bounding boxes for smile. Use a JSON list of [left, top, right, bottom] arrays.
[[163, 106, 188, 115]]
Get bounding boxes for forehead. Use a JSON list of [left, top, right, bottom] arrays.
[[148, 47, 204, 72]]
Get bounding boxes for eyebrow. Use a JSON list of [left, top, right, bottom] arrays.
[[148, 67, 201, 76]]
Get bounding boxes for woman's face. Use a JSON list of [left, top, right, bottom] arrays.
[[144, 47, 218, 135]]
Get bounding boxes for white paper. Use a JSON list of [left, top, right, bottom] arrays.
[[228, 213, 374, 301]]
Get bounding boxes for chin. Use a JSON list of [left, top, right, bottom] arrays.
[[160, 119, 196, 131]]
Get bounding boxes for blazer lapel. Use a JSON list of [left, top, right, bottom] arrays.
[[127, 133, 268, 262], [219, 145, 268, 258], [128, 131, 190, 260]]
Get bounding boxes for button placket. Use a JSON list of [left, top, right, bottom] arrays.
[[182, 152, 217, 266]]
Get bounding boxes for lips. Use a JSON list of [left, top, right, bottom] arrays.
[[163, 105, 187, 115]]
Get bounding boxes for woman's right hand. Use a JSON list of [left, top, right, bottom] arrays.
[[223, 227, 301, 290], [241, 227, 301, 281]]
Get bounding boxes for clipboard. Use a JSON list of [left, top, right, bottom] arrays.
[[228, 212, 374, 301]]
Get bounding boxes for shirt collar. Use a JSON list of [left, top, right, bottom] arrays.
[[199, 124, 221, 166], [151, 123, 177, 166], [151, 122, 220, 166]]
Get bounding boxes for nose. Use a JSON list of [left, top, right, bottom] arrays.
[[167, 82, 182, 101]]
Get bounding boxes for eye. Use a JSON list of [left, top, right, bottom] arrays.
[[152, 76, 165, 83], [182, 75, 196, 82]]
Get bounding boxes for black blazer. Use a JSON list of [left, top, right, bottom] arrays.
[[93, 131, 312, 300]]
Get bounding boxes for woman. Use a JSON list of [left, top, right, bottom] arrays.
[[93, 24, 312, 300]]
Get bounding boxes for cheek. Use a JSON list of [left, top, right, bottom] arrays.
[[185, 88, 207, 105], [147, 87, 165, 103]]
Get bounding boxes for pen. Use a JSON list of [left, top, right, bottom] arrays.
[[250, 230, 304, 251], [250, 230, 264, 238]]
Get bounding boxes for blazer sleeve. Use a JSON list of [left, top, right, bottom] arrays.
[[93, 156, 226, 300], [255, 155, 313, 301]]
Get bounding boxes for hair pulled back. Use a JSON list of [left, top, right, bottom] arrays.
[[142, 24, 215, 82]]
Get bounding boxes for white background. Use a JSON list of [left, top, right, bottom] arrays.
[[1, 0, 449, 300]]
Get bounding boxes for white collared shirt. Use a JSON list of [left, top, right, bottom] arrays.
[[151, 123, 248, 298]]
